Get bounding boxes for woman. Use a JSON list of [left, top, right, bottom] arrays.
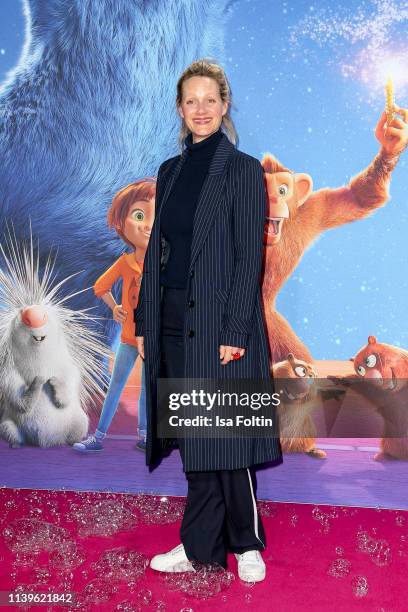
[[134, 59, 282, 582]]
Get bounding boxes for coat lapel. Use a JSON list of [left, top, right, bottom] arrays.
[[189, 135, 235, 271]]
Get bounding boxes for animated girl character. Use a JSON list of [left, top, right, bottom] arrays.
[[73, 178, 156, 453]]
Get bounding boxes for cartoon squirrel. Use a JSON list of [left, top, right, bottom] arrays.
[[272, 353, 326, 458], [329, 335, 408, 461]]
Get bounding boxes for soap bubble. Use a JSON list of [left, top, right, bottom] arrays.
[[92, 547, 149, 582], [115, 601, 140, 612], [356, 529, 377, 554], [5, 498, 19, 510], [28, 567, 52, 584], [3, 518, 70, 554], [327, 558, 351, 578], [66, 498, 136, 537], [49, 540, 86, 570], [395, 515, 406, 527], [312, 507, 331, 533], [371, 541, 391, 567], [356, 528, 391, 566], [257, 502, 278, 518], [13, 551, 39, 567], [133, 494, 186, 525], [220, 571, 235, 588], [136, 588, 152, 606], [83, 578, 118, 604], [351, 575, 368, 598], [165, 563, 233, 599], [290, 514, 299, 527]]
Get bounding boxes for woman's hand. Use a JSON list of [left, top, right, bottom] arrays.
[[136, 336, 145, 359], [219, 345, 245, 365], [113, 304, 127, 323]]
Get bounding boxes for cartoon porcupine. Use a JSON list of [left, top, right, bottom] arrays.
[[0, 231, 110, 448]]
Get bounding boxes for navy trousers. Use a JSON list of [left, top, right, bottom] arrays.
[[160, 286, 266, 567]]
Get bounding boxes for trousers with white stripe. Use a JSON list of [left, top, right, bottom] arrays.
[[160, 289, 266, 567], [180, 468, 266, 567]]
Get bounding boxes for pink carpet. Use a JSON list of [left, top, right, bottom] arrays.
[[0, 488, 406, 611]]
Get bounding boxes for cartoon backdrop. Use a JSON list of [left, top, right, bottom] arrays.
[[0, 0, 407, 509]]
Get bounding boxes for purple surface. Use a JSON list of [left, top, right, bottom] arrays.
[[1, 438, 408, 509]]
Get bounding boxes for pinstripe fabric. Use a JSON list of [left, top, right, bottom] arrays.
[[134, 132, 283, 472]]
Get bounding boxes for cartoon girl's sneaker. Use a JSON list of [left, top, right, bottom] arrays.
[[72, 434, 103, 452]]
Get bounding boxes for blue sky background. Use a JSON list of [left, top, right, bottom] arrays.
[[0, 0, 407, 360]]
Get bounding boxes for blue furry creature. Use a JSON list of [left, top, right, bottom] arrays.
[[0, 0, 235, 347]]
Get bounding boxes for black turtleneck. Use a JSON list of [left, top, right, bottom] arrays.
[[160, 127, 223, 288]]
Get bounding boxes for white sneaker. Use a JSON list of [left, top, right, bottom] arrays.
[[235, 550, 266, 582], [150, 543, 195, 573]]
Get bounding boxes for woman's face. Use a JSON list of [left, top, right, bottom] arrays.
[[178, 76, 228, 143], [123, 197, 155, 251]]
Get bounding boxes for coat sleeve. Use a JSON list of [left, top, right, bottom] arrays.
[[219, 157, 267, 349], [133, 160, 167, 336]]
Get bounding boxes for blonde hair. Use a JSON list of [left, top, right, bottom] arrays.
[[176, 58, 238, 151]]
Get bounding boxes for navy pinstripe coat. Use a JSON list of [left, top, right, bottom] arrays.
[[134, 131, 283, 472]]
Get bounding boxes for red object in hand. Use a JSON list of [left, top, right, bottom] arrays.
[[232, 352, 241, 360]]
